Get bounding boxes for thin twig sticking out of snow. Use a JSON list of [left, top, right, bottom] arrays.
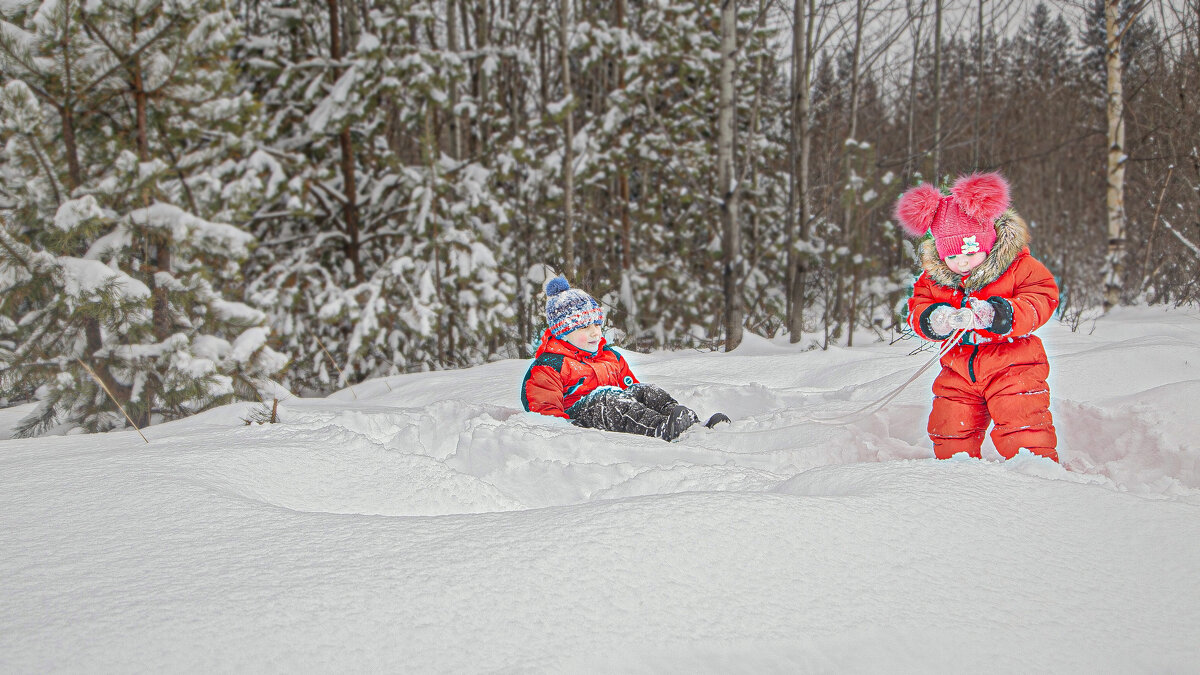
[[314, 336, 357, 400], [77, 359, 149, 443]]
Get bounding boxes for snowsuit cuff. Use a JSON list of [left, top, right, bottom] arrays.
[[986, 296, 1014, 335]]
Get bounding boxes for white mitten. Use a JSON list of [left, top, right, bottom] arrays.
[[929, 305, 973, 336], [967, 297, 996, 331], [928, 306, 956, 336], [948, 307, 976, 330]]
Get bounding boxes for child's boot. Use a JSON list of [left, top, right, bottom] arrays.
[[658, 405, 700, 441], [704, 413, 731, 428]]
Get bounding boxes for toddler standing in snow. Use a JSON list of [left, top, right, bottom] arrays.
[[895, 172, 1060, 462], [521, 276, 729, 442]]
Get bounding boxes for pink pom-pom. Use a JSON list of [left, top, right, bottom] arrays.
[[951, 172, 1009, 222], [894, 183, 943, 236]]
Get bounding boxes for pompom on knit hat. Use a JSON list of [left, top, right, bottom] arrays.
[[544, 275, 604, 339], [894, 172, 1010, 259]]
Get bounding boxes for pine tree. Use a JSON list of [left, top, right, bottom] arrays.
[[238, 0, 515, 389], [1081, 0, 1158, 79], [0, 0, 287, 436], [1018, 3, 1075, 88]]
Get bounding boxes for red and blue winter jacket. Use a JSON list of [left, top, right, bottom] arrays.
[[520, 329, 639, 418]]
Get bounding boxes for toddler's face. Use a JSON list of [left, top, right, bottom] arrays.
[[944, 251, 986, 275], [563, 323, 603, 352]]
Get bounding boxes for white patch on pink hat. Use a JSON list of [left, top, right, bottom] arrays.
[[960, 235, 981, 255]]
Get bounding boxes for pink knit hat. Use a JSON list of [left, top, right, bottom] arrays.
[[894, 172, 1010, 258]]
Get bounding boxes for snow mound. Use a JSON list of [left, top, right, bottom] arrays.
[[190, 403, 526, 516], [2, 305, 1199, 671]]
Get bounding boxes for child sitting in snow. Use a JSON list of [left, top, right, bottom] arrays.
[[521, 276, 729, 442], [895, 172, 1060, 462]]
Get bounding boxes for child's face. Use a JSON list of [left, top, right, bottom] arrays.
[[944, 251, 986, 275], [563, 323, 603, 351]]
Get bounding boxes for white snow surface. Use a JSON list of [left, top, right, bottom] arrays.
[[2, 306, 1199, 672]]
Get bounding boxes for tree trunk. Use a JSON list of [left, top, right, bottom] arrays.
[[719, 0, 743, 350], [933, 0, 943, 181], [448, 0, 463, 160], [786, 0, 801, 338], [58, 5, 84, 205], [559, 0, 576, 279], [616, 0, 631, 273], [85, 318, 132, 400], [536, 9, 548, 117], [476, 0, 492, 148], [133, 38, 166, 427], [904, 0, 926, 182], [788, 0, 815, 343], [843, 0, 864, 347], [615, 0, 637, 339], [461, 0, 475, 158], [60, 8, 127, 416], [62, 81, 82, 189], [972, 0, 985, 168], [326, 0, 363, 284], [1103, 0, 1128, 311]]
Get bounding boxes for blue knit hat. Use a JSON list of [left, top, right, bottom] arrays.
[[544, 275, 603, 338]]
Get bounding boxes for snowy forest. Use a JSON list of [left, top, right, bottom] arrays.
[[1, 0, 1197, 436]]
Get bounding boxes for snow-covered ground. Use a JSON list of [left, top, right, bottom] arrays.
[[2, 306, 1199, 672]]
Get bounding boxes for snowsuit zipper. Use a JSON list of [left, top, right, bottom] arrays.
[[954, 284, 983, 383]]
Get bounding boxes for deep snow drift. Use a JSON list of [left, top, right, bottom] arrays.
[[2, 306, 1198, 672]]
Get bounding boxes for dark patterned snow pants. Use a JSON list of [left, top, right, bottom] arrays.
[[565, 383, 679, 438]]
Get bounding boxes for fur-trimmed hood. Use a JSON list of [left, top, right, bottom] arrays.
[[918, 210, 1030, 291]]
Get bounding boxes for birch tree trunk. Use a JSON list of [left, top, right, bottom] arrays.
[[719, 0, 743, 350], [1103, 0, 1128, 311], [559, 0, 576, 279]]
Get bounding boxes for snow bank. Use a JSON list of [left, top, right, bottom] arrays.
[[0, 306, 1197, 671]]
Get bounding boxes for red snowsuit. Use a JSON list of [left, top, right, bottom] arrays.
[[907, 213, 1059, 462], [521, 329, 639, 418]]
